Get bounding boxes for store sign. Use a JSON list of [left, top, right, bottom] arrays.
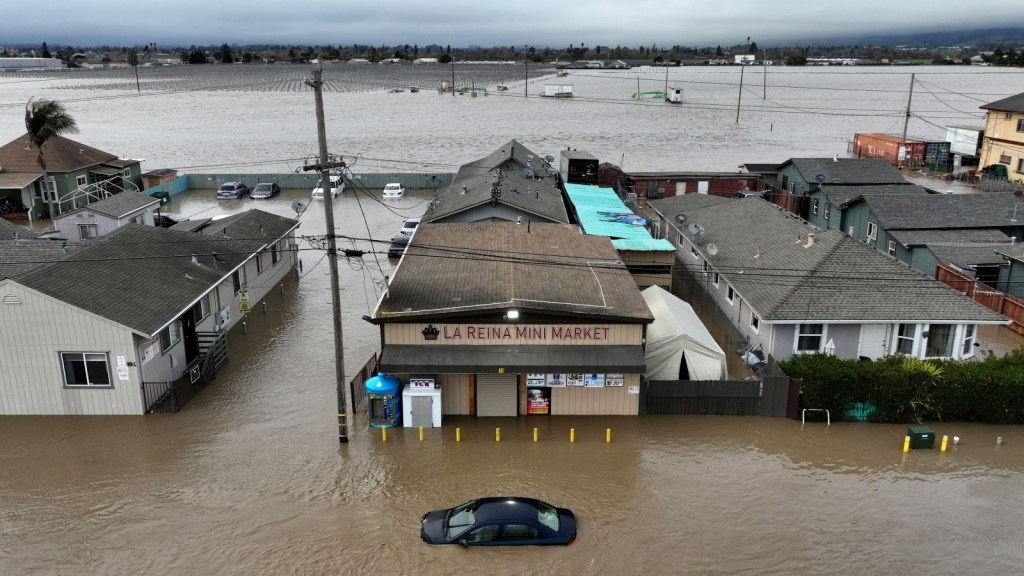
[[432, 324, 614, 344], [565, 374, 585, 387], [410, 376, 435, 389], [585, 374, 605, 387], [526, 373, 546, 387], [547, 374, 566, 387]]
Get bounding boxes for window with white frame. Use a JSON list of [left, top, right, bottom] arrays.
[[192, 294, 211, 322], [76, 175, 88, 187], [122, 168, 131, 179], [256, 251, 264, 274], [727, 285, 734, 304], [824, 204, 830, 221], [812, 198, 819, 215], [962, 324, 976, 356], [159, 321, 181, 353], [691, 246, 699, 259], [750, 311, 760, 332], [1018, 158, 1024, 174], [895, 323, 916, 355], [702, 259, 709, 273], [61, 352, 112, 387], [796, 323, 824, 352], [232, 266, 247, 293], [924, 324, 955, 358], [866, 221, 877, 241], [888, 240, 896, 256], [713, 271, 720, 287], [78, 224, 97, 239], [41, 178, 57, 202], [1017, 118, 1024, 132], [1005, 112, 1014, 120], [1000, 154, 1012, 164]]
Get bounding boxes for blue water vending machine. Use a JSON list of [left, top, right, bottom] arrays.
[[365, 372, 401, 428]]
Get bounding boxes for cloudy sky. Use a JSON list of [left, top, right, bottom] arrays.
[[5, 1, 1022, 48]]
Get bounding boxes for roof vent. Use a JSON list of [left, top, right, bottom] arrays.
[[191, 251, 199, 265], [804, 233, 815, 248]]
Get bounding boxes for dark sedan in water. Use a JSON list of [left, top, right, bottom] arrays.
[[421, 497, 576, 546]]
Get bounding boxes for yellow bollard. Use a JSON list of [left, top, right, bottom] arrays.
[[419, 427, 424, 442], [496, 427, 501, 442], [456, 427, 461, 442], [941, 435, 948, 452], [533, 427, 538, 443], [902, 435, 910, 453], [606, 428, 612, 443], [570, 428, 575, 443], [382, 427, 387, 442]]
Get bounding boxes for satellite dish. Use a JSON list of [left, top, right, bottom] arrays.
[[545, 166, 558, 176], [544, 155, 555, 163], [521, 168, 535, 178], [673, 213, 688, 225], [291, 201, 305, 214], [706, 243, 719, 256], [688, 223, 705, 236], [814, 174, 826, 183]]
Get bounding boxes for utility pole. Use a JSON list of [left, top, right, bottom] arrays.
[[304, 61, 349, 443], [899, 73, 916, 170], [735, 63, 745, 123], [524, 45, 528, 99]]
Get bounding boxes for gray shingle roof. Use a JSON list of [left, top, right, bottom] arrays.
[[927, 244, 1012, 267], [784, 158, 907, 185], [375, 222, 653, 322], [888, 228, 1011, 247], [15, 224, 257, 336], [76, 190, 159, 218], [191, 209, 299, 244], [862, 192, 1024, 229], [0, 238, 83, 279], [823, 184, 930, 207], [0, 218, 43, 241], [424, 163, 566, 224], [980, 92, 1024, 113], [648, 195, 1005, 323]]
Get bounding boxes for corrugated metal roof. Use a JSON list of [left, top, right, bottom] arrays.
[[565, 183, 651, 239], [612, 238, 676, 251]]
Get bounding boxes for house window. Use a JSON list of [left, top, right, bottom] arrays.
[[1005, 112, 1014, 120], [122, 168, 131, 179], [823, 204, 830, 221], [866, 222, 877, 241], [1018, 119, 1024, 133], [159, 321, 181, 353], [76, 175, 88, 187], [781, 175, 789, 190], [41, 178, 57, 202], [79, 224, 98, 239], [691, 246, 699, 259], [713, 271, 720, 287], [924, 324, 955, 358], [727, 285, 734, 304], [812, 198, 819, 215], [271, 241, 280, 265], [750, 311, 760, 333], [702, 259, 709, 273], [1018, 158, 1024, 174], [61, 352, 112, 387], [232, 266, 247, 293], [962, 324, 976, 356], [193, 294, 211, 322], [1000, 154, 1012, 165], [896, 323, 916, 355], [796, 323, 824, 352], [256, 251, 264, 274], [888, 240, 896, 256]]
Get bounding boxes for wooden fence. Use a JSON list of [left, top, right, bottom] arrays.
[[935, 263, 1024, 336], [641, 375, 795, 417]]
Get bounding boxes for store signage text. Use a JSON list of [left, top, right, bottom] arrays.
[[441, 324, 611, 342]]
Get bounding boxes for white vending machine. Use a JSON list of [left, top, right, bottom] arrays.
[[402, 375, 442, 428]]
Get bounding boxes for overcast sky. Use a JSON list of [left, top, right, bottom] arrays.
[[5, 1, 1022, 48]]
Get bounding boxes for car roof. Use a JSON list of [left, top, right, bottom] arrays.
[[472, 497, 542, 523], [390, 234, 410, 244], [254, 182, 275, 187]]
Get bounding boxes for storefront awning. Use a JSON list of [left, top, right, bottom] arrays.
[[378, 344, 647, 374]]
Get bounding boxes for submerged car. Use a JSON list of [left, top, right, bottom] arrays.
[[312, 175, 344, 199], [382, 182, 406, 199], [153, 213, 187, 228], [250, 182, 281, 199], [399, 216, 421, 236], [216, 182, 250, 199], [388, 234, 411, 259], [420, 497, 576, 546]]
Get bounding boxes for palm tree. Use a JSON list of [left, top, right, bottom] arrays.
[[24, 98, 78, 218]]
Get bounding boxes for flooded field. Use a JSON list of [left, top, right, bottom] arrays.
[[3, 65, 1024, 575]]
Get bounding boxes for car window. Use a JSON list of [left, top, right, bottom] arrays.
[[463, 524, 500, 544], [536, 501, 559, 531], [501, 524, 538, 541], [404, 219, 418, 229], [445, 500, 477, 538]]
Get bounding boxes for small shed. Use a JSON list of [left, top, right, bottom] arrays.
[[641, 286, 727, 381]]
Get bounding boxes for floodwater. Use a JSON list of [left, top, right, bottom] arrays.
[[3, 65, 1024, 575]]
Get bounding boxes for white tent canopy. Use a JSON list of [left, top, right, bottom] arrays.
[[641, 286, 728, 381]]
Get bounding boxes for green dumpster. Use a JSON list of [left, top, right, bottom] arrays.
[[907, 425, 935, 449]]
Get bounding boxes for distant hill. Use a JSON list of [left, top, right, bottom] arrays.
[[785, 27, 1024, 49]]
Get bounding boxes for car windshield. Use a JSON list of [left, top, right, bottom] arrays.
[[255, 184, 272, 190], [444, 500, 477, 538], [386, 184, 400, 190], [536, 501, 559, 531], [403, 219, 418, 230], [219, 184, 234, 191]]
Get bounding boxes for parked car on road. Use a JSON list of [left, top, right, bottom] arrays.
[[387, 234, 411, 259], [399, 216, 421, 236], [250, 182, 281, 199], [217, 182, 250, 199], [312, 175, 344, 199], [383, 183, 406, 199], [420, 497, 576, 546]]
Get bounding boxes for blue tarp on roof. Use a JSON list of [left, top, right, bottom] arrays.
[[565, 184, 674, 252]]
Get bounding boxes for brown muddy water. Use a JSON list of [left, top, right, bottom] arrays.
[[3, 188, 1024, 576]]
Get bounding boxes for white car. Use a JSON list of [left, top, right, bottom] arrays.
[[399, 217, 421, 236], [312, 175, 344, 199], [383, 183, 406, 199]]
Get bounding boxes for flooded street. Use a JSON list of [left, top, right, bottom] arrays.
[[3, 188, 1024, 575], [3, 65, 1024, 574]]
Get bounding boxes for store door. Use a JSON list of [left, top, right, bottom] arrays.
[[476, 374, 518, 416]]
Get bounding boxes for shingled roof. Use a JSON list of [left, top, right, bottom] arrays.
[[375, 222, 653, 322], [782, 158, 908, 185], [823, 184, 931, 208], [648, 195, 1005, 323], [55, 190, 159, 220], [423, 168, 567, 224], [860, 192, 1024, 230], [0, 134, 118, 173], [980, 92, 1024, 113]]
